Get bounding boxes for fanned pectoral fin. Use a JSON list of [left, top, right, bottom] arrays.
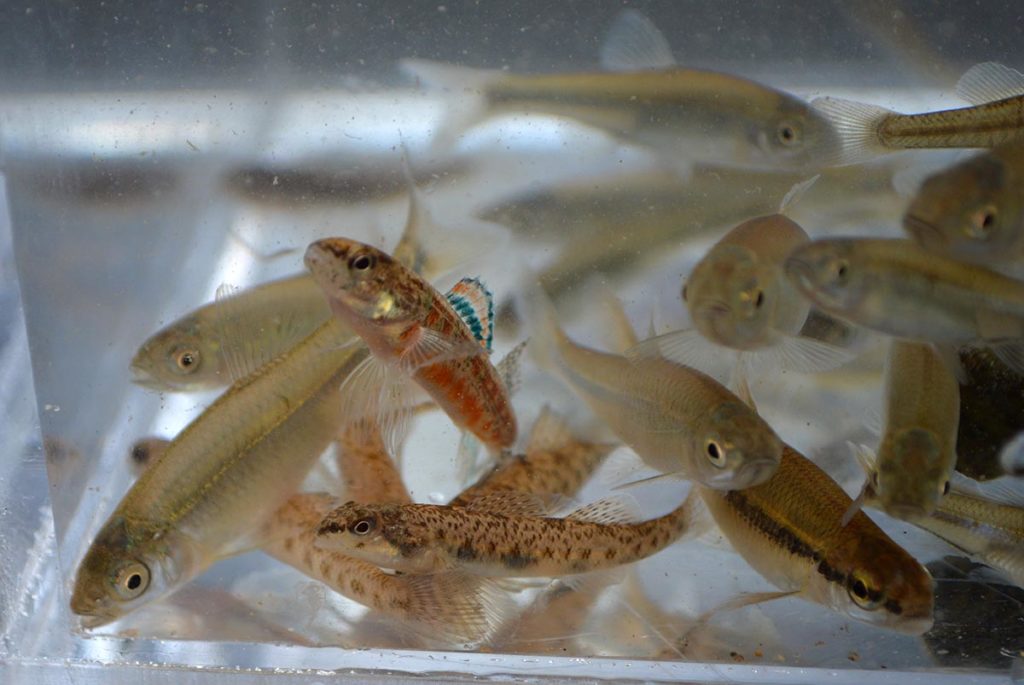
[[338, 354, 418, 461], [403, 572, 516, 649]]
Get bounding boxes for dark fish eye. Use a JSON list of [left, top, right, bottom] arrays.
[[847, 574, 883, 610], [754, 290, 765, 308], [114, 562, 150, 600], [174, 348, 199, 372], [705, 439, 726, 467], [349, 254, 375, 272], [351, 517, 376, 535], [776, 121, 801, 147], [968, 205, 998, 238]]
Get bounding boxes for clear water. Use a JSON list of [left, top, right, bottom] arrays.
[[2, 3, 1022, 683]]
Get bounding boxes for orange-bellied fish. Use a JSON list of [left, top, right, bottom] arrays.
[[304, 238, 516, 453]]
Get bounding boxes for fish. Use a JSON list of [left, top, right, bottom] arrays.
[[315, 493, 688, 578], [70, 318, 371, 628], [130, 273, 331, 392], [903, 142, 1024, 264], [262, 492, 512, 648], [71, 199, 440, 627], [696, 444, 935, 634], [304, 238, 517, 453], [451, 407, 617, 506], [636, 179, 854, 378], [897, 474, 1024, 588], [405, 10, 839, 172], [813, 62, 1024, 165], [848, 341, 960, 522], [523, 284, 782, 490], [334, 418, 416, 505], [784, 237, 1024, 375]]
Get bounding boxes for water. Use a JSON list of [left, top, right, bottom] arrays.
[[1, 2, 1022, 683]]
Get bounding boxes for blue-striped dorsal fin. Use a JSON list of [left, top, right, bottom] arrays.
[[446, 277, 494, 351]]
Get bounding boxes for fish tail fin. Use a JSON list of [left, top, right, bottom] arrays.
[[400, 59, 500, 152], [811, 96, 894, 166], [598, 286, 640, 353]]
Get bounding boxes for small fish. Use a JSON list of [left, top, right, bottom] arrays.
[[849, 341, 960, 522], [334, 418, 416, 505], [304, 238, 516, 452], [697, 444, 935, 634], [524, 285, 782, 490], [405, 10, 838, 172], [262, 493, 512, 648], [452, 407, 617, 506], [784, 238, 1024, 374], [898, 474, 1024, 588], [315, 493, 687, 578], [813, 62, 1024, 165], [903, 142, 1024, 264], [639, 180, 854, 378], [130, 274, 331, 392]]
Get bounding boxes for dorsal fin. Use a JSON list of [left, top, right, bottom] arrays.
[[600, 9, 676, 72], [496, 339, 528, 396], [446, 277, 494, 351], [566, 495, 640, 525], [955, 62, 1024, 106], [464, 491, 565, 517]]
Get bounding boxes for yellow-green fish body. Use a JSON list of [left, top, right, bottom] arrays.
[[870, 341, 960, 520], [698, 445, 934, 634], [130, 273, 330, 391]]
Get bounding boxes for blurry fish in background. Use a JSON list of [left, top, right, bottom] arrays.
[[635, 177, 855, 381], [127, 437, 170, 477], [223, 157, 470, 207], [785, 238, 1024, 375], [405, 10, 840, 173], [846, 341, 960, 522], [956, 347, 1024, 481], [1001, 431, 1024, 477], [903, 141, 1024, 264], [814, 62, 1024, 166], [523, 285, 782, 491], [9, 160, 180, 209]]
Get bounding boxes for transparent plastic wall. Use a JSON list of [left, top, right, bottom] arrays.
[[1, 2, 1022, 684]]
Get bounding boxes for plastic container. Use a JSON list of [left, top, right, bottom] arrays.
[[1, 2, 1021, 683]]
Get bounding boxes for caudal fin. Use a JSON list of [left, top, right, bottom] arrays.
[[811, 96, 894, 166]]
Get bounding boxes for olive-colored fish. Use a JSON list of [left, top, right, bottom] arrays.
[[640, 197, 853, 377], [698, 444, 935, 634], [304, 238, 516, 452], [72, 208, 438, 627], [405, 10, 838, 172], [813, 62, 1024, 165], [130, 273, 330, 392], [904, 142, 1024, 264], [784, 238, 1024, 375], [315, 493, 687, 578], [525, 285, 782, 490], [892, 474, 1024, 588], [853, 341, 960, 521]]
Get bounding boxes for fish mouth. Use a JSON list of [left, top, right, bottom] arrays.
[[129, 364, 163, 390], [705, 457, 778, 490], [888, 612, 934, 636], [902, 214, 947, 248]]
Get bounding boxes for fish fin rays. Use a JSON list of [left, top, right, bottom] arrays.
[[624, 328, 732, 381], [955, 61, 1024, 106], [949, 471, 1024, 507], [446, 277, 495, 351], [566, 494, 640, 524], [811, 96, 893, 166], [397, 326, 487, 373], [338, 354, 418, 460], [599, 287, 640, 353], [496, 339, 529, 397], [403, 572, 515, 648], [463, 491, 568, 517], [212, 282, 274, 382], [765, 334, 857, 373], [987, 339, 1024, 376], [600, 9, 677, 72]]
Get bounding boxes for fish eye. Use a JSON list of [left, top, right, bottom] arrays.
[[349, 253, 375, 272], [174, 348, 200, 373], [113, 562, 150, 600], [834, 259, 849, 282], [967, 205, 998, 239], [705, 439, 727, 467], [350, 517, 376, 536], [942, 480, 951, 495], [775, 120, 802, 148], [847, 574, 883, 611]]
